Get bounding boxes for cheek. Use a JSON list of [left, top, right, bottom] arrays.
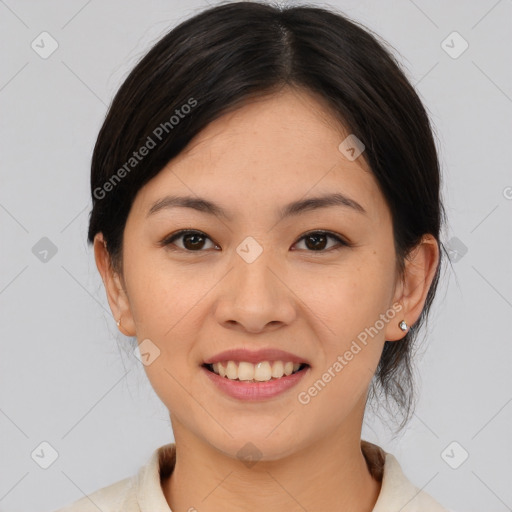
[[123, 244, 208, 338], [293, 261, 392, 423], [300, 254, 395, 344], [122, 248, 215, 400], [123, 253, 204, 413], [294, 251, 396, 410]]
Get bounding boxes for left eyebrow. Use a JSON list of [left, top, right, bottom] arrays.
[[278, 192, 367, 218], [146, 192, 367, 221]]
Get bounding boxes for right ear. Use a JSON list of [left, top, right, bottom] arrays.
[[93, 232, 136, 336]]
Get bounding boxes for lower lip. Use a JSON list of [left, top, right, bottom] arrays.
[[201, 365, 309, 401]]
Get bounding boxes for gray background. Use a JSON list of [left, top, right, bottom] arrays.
[[1, 1, 511, 511]]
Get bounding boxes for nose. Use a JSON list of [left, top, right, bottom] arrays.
[[214, 244, 297, 334]]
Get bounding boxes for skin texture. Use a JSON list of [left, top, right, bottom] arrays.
[[94, 87, 439, 511]]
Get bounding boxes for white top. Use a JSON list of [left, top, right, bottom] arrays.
[[54, 441, 452, 512]]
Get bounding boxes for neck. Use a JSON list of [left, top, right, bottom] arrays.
[[162, 424, 382, 512]]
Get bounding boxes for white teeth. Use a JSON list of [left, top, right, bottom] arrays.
[[254, 361, 271, 381], [271, 360, 284, 378], [238, 362, 254, 381], [226, 360, 237, 380], [209, 361, 303, 382]]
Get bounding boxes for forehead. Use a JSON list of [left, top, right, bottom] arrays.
[[132, 88, 387, 224], [178, 88, 359, 166]]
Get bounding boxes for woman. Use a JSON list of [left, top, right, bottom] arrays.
[[56, 1, 451, 510]]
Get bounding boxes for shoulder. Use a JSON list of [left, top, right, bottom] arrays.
[[52, 443, 176, 512], [52, 476, 137, 512], [362, 441, 451, 512], [380, 452, 450, 511]]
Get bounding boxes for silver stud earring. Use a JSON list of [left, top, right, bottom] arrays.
[[116, 318, 121, 328], [398, 320, 408, 332]]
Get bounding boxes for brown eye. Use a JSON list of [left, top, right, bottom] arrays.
[[162, 230, 217, 252], [161, 229, 349, 253], [293, 231, 348, 252]]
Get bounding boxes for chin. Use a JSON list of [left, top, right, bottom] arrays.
[[209, 431, 306, 465]]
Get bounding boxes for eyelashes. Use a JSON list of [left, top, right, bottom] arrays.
[[292, 231, 350, 252], [159, 229, 352, 254], [161, 230, 218, 252]]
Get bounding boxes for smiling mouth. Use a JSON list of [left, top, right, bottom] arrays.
[[202, 361, 309, 383]]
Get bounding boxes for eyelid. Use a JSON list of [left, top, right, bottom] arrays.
[[160, 229, 351, 252], [298, 229, 350, 246], [293, 230, 351, 251], [159, 229, 218, 249]]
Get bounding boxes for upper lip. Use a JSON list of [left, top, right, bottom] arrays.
[[203, 348, 309, 366]]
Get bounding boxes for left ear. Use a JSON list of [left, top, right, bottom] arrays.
[[386, 234, 440, 341]]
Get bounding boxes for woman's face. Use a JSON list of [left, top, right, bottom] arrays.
[[96, 88, 433, 460]]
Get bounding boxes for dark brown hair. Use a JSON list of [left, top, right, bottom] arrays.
[[87, 1, 448, 432]]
